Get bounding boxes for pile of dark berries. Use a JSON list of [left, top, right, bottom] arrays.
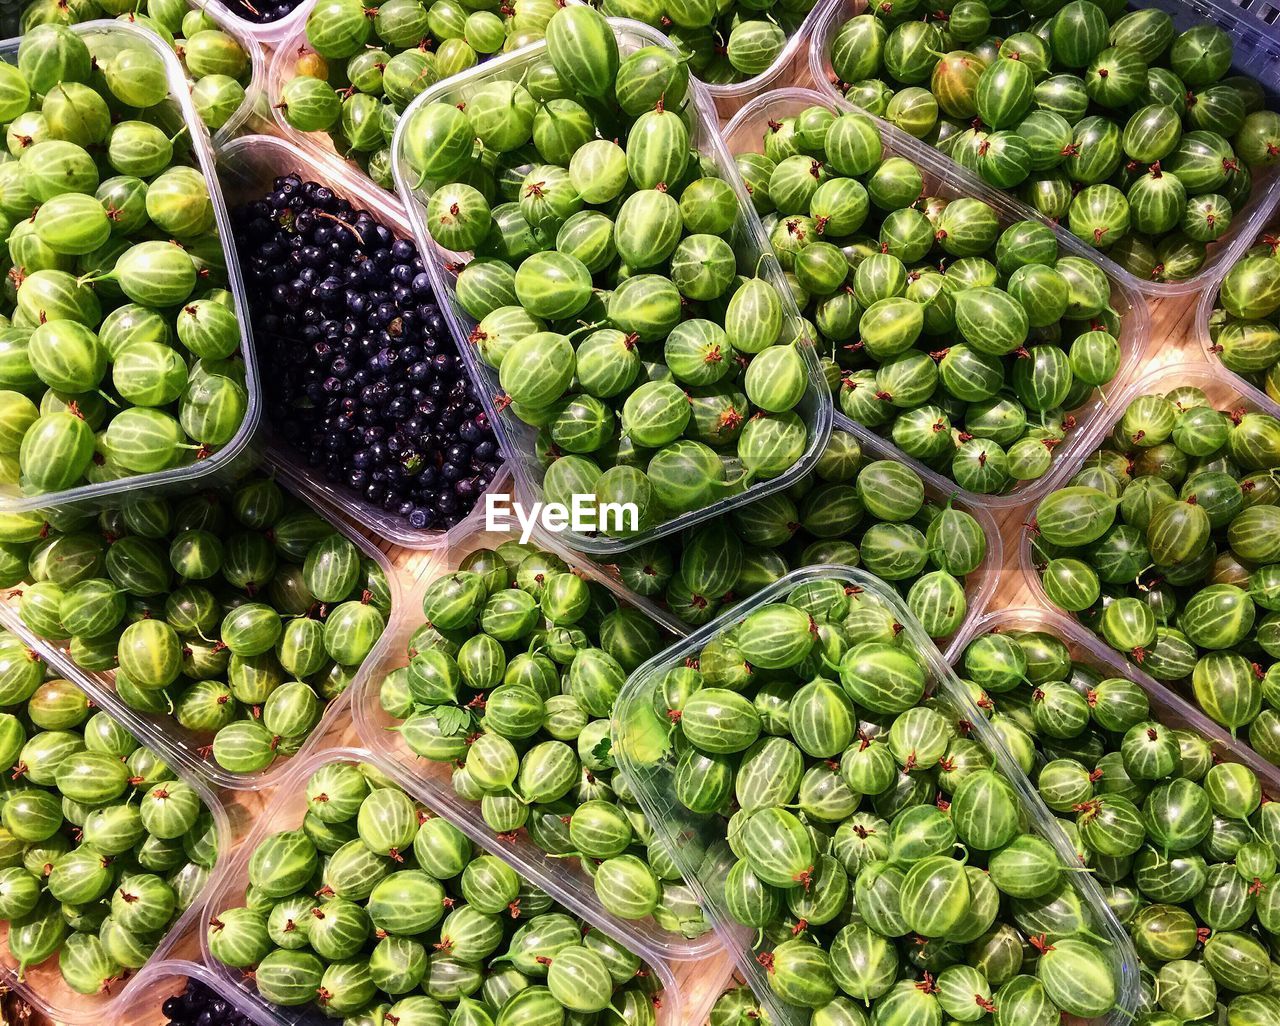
[[222, 0, 307, 24], [234, 174, 501, 531], [162, 980, 257, 1026]]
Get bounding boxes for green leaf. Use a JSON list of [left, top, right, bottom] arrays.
[[426, 705, 472, 736]]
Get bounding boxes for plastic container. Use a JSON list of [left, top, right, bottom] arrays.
[[178, 0, 266, 147], [952, 604, 1280, 794], [266, 0, 586, 206], [353, 525, 735, 962], [392, 18, 834, 558], [0, 690, 231, 1024], [265, 7, 399, 210], [195, 0, 313, 48], [1018, 359, 1280, 774], [213, 133, 511, 550], [1196, 184, 1280, 417], [0, 20, 263, 519], [699, 0, 835, 123], [0, 455, 404, 792], [807, 0, 1280, 300], [613, 565, 1142, 1026], [117, 1, 265, 148], [723, 87, 1150, 510], [200, 745, 734, 1026]]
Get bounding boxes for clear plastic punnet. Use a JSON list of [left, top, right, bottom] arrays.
[[391, 18, 835, 558], [1197, 185, 1280, 416], [0, 21, 263, 518], [0, 690, 231, 1024], [193, 0, 314, 47], [723, 87, 1151, 510], [699, 0, 834, 122], [265, 0, 587, 206], [214, 133, 512, 550], [614, 565, 1142, 1026], [265, 9, 400, 210], [952, 605, 1280, 795], [0, 456, 405, 792], [199, 745, 734, 1026], [180, 0, 266, 147], [807, 0, 1280, 300], [1019, 358, 1280, 777], [352, 524, 740, 961], [121, 0, 265, 148]]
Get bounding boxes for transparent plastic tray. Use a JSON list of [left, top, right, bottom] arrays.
[[265, 8, 400, 210], [1196, 185, 1280, 417], [614, 565, 1142, 1026], [699, 0, 833, 123], [199, 0, 314, 48], [200, 745, 734, 1026], [0, 20, 263, 518], [0, 455, 405, 792], [0, 687, 231, 1024], [724, 87, 1150, 511], [114, 1, 266, 148], [952, 605, 1280, 795], [174, 0, 266, 147], [353, 526, 734, 962], [214, 133, 512, 550], [1018, 358, 1280, 774], [807, 0, 1280, 299], [392, 18, 834, 557], [265, 0, 586, 206]]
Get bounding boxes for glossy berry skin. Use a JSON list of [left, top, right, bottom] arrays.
[[224, 0, 306, 23], [234, 175, 501, 530], [161, 980, 253, 1026]]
